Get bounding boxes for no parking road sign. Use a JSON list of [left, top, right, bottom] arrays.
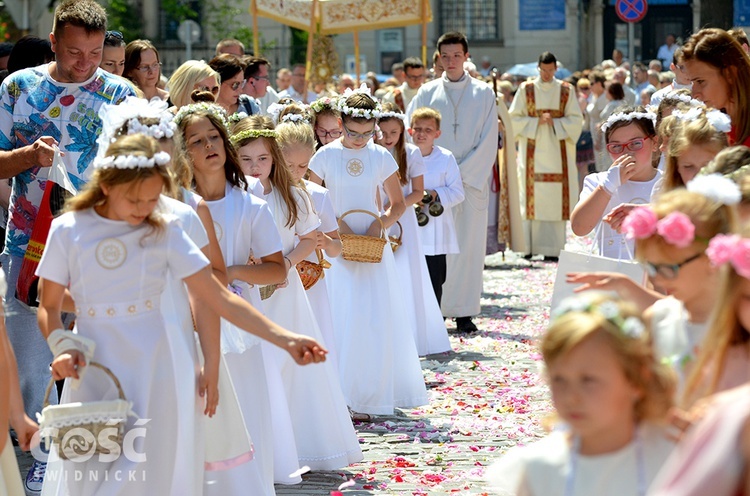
[[616, 0, 647, 23]]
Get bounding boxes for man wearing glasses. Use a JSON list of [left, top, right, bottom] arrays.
[[242, 55, 275, 115], [278, 63, 317, 104], [383, 57, 425, 112]]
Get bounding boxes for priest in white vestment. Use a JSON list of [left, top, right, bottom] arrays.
[[509, 52, 583, 258], [407, 32, 498, 333]]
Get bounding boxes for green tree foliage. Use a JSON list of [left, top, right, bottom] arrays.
[[104, 0, 143, 42]]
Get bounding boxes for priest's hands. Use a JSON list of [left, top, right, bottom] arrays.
[[539, 112, 553, 126]]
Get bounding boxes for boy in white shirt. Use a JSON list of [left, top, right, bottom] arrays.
[[409, 107, 465, 305]]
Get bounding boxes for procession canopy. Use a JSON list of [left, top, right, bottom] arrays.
[[254, 0, 432, 34]]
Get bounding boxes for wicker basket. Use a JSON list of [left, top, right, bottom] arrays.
[[296, 249, 330, 290], [339, 210, 388, 263], [38, 362, 130, 461], [389, 221, 403, 253], [259, 284, 276, 300]]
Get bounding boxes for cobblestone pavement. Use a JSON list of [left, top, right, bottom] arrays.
[[16, 251, 558, 495], [275, 251, 557, 495]]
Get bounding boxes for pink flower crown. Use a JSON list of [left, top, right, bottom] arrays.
[[706, 234, 750, 279], [622, 207, 697, 248]]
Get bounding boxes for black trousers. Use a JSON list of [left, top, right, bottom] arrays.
[[425, 254, 446, 306]]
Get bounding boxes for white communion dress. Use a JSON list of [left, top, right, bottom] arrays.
[[309, 139, 428, 414], [37, 209, 210, 496], [261, 184, 363, 470]]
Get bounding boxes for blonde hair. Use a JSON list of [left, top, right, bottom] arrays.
[[275, 113, 315, 183], [168, 61, 220, 109], [634, 189, 737, 260], [231, 116, 302, 228], [543, 295, 675, 423], [378, 102, 408, 185], [683, 256, 749, 407], [664, 112, 729, 191], [410, 107, 442, 130], [66, 134, 173, 234]]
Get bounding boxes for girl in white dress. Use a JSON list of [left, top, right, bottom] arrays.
[[622, 176, 740, 395], [310, 96, 342, 148], [377, 103, 450, 356], [36, 133, 327, 496], [231, 114, 362, 470], [308, 87, 428, 416], [275, 104, 343, 366], [172, 103, 299, 491], [486, 294, 676, 496], [570, 107, 662, 260]]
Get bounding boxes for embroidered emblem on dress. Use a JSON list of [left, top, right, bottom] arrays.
[[346, 158, 364, 177], [95, 238, 127, 269]]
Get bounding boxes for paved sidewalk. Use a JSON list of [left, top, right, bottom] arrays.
[[15, 251, 557, 495]]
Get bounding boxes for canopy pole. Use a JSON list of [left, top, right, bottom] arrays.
[[252, 0, 259, 56], [421, 0, 428, 67], [305, 0, 318, 96], [354, 31, 360, 85]]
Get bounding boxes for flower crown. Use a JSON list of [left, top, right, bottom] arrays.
[[126, 116, 176, 140], [706, 234, 750, 279], [600, 111, 657, 134], [280, 112, 312, 124], [230, 128, 277, 145], [228, 112, 248, 124], [622, 174, 740, 247], [310, 96, 339, 114], [663, 91, 702, 106], [378, 110, 407, 121], [672, 107, 732, 133], [267, 102, 312, 125], [96, 97, 176, 160], [94, 151, 171, 170], [551, 294, 646, 340], [335, 83, 382, 120], [173, 103, 230, 132]]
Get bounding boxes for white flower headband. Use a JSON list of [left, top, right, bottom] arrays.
[[664, 91, 702, 107], [230, 128, 277, 145], [280, 113, 312, 124], [671, 107, 732, 133], [174, 103, 230, 132], [687, 173, 741, 205], [335, 83, 383, 120], [551, 294, 646, 340], [96, 97, 176, 160], [600, 111, 657, 134], [94, 151, 171, 170], [228, 112, 248, 124], [267, 102, 311, 124], [310, 96, 340, 114], [378, 111, 407, 121]]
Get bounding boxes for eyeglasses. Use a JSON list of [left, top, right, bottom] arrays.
[[292, 72, 305, 78], [251, 75, 270, 82], [136, 62, 161, 74], [105, 30, 123, 41], [406, 73, 425, 81], [342, 122, 375, 140], [316, 128, 343, 139], [643, 252, 703, 279], [606, 137, 650, 155], [197, 85, 220, 95], [226, 80, 246, 91]]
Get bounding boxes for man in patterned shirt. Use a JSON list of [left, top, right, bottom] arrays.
[[0, 0, 134, 492]]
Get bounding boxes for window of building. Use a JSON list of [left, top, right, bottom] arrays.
[[439, 0, 501, 42]]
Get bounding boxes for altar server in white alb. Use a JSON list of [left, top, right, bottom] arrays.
[[407, 31, 498, 334], [509, 51, 583, 258], [409, 107, 465, 308]]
